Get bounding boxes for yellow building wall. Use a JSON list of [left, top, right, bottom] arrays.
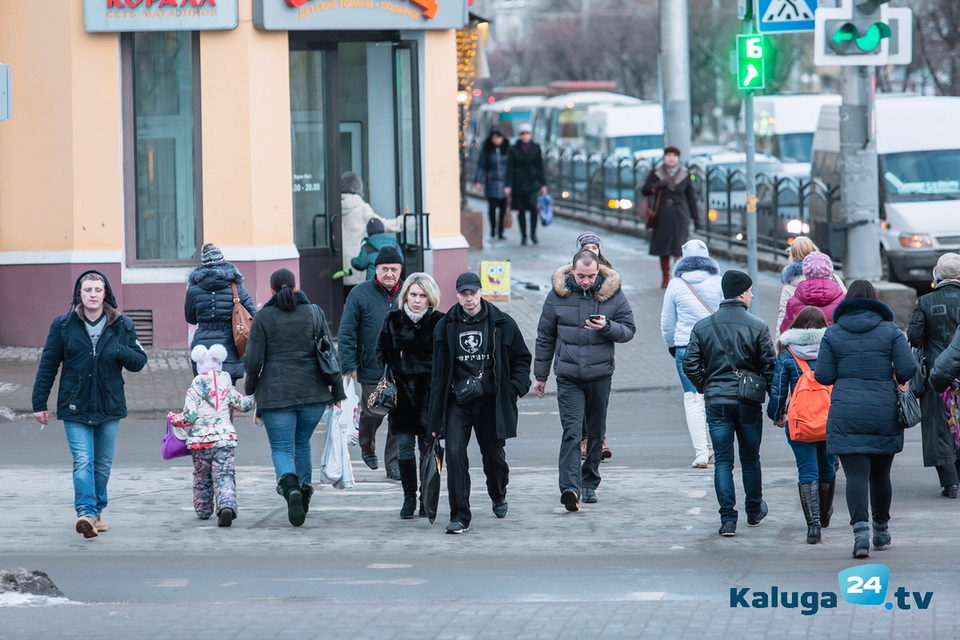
[[422, 30, 462, 238]]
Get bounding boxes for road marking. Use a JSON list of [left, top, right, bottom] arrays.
[[670, 545, 685, 550], [332, 579, 427, 586], [367, 563, 412, 569], [150, 579, 189, 588], [627, 592, 666, 601]]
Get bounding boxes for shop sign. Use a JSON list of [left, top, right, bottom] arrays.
[[83, 0, 239, 32], [480, 261, 510, 303], [254, 0, 468, 31]]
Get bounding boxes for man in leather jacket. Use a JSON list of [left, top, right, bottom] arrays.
[[682, 270, 775, 537]]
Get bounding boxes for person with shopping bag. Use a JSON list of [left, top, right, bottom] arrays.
[[376, 273, 445, 519]]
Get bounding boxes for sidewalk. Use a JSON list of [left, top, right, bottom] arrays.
[[0, 215, 783, 418]]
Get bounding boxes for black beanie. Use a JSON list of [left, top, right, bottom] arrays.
[[721, 270, 752, 299], [366, 218, 385, 236], [375, 245, 403, 266]]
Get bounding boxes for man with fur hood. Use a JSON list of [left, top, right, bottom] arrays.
[[534, 250, 636, 512], [660, 239, 723, 468]]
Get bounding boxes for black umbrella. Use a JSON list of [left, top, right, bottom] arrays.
[[419, 438, 444, 524]]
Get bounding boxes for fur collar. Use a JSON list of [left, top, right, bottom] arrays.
[[552, 264, 622, 302], [655, 165, 689, 188], [781, 260, 803, 285], [833, 297, 894, 322], [778, 327, 826, 347], [674, 256, 719, 278], [188, 262, 244, 287], [73, 304, 122, 328]]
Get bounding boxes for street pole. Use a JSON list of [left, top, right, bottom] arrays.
[[839, 65, 882, 282], [659, 0, 692, 158], [741, 15, 759, 307]]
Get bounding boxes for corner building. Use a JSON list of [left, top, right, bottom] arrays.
[[0, 0, 468, 347]]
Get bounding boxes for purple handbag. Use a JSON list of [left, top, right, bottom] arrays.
[[161, 415, 190, 460]]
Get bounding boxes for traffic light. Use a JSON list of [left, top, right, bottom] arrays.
[[827, 0, 890, 55], [736, 34, 765, 91], [814, 0, 913, 66]]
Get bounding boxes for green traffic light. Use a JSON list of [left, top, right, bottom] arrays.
[[830, 21, 891, 52]]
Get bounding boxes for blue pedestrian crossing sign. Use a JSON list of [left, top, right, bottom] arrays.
[[756, 0, 817, 33]]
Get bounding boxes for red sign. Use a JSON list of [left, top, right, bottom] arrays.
[[286, 0, 436, 19]]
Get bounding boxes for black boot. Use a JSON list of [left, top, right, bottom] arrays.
[[301, 483, 314, 514], [798, 482, 821, 544], [398, 458, 418, 520], [278, 473, 305, 527], [819, 481, 835, 528], [852, 521, 870, 558]]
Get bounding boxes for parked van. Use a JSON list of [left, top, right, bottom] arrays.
[[745, 94, 841, 178], [582, 103, 664, 157], [812, 95, 960, 285], [529, 91, 643, 150], [473, 95, 545, 141]]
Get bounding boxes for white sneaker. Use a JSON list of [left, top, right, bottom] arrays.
[[691, 455, 710, 469]]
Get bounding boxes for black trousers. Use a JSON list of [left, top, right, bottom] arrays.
[[444, 397, 508, 527], [487, 198, 507, 238], [557, 376, 611, 494], [935, 460, 960, 487], [839, 453, 895, 525], [513, 191, 538, 241], [359, 382, 398, 472]]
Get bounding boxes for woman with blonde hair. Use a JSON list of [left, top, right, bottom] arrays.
[[777, 236, 845, 336], [376, 273, 445, 518]]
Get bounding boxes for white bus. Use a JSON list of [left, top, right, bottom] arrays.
[[529, 91, 644, 150], [582, 103, 664, 157]]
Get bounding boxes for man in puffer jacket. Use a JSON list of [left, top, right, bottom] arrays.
[[534, 250, 635, 512], [661, 238, 723, 468], [780, 251, 845, 334]]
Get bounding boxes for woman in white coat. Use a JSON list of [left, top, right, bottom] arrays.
[[339, 172, 400, 288], [661, 239, 723, 468]]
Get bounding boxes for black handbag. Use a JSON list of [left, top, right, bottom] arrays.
[[310, 304, 341, 385], [896, 379, 922, 429], [709, 316, 767, 406], [366, 367, 398, 417], [452, 370, 485, 406]]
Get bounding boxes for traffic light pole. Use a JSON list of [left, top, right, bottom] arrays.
[[741, 21, 759, 307], [839, 65, 883, 282]]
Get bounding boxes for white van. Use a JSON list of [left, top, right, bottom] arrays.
[[529, 91, 643, 150], [582, 103, 663, 157], [812, 95, 960, 285], [745, 94, 841, 178]]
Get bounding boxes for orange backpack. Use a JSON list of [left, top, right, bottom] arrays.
[[785, 348, 833, 443]]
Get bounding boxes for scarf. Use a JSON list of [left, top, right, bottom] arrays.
[[403, 304, 428, 324], [665, 165, 680, 178]]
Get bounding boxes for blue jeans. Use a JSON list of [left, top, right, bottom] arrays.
[[705, 404, 764, 523], [396, 432, 427, 461], [674, 347, 697, 393], [784, 427, 836, 485], [63, 420, 120, 518], [260, 403, 327, 488]]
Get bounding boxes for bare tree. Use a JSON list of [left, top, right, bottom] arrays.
[[910, 0, 960, 95]]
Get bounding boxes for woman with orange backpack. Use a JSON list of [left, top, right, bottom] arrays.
[[767, 306, 836, 544]]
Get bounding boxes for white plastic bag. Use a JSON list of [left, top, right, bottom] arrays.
[[340, 378, 361, 446], [318, 405, 355, 489]]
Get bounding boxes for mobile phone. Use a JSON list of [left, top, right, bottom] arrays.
[[588, 314, 603, 322]]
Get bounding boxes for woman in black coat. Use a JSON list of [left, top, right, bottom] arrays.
[[474, 127, 510, 241], [376, 272, 445, 519], [641, 146, 700, 289], [504, 124, 546, 246], [907, 253, 960, 498], [814, 281, 916, 559], [184, 243, 257, 382]]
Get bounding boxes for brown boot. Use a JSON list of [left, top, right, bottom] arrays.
[[94, 516, 108, 533], [659, 256, 671, 288], [601, 439, 612, 460], [75, 516, 98, 539]]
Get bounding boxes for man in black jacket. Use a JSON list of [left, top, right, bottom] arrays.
[[339, 246, 403, 479], [504, 123, 547, 246], [683, 270, 775, 537], [428, 272, 532, 534], [534, 251, 635, 512]]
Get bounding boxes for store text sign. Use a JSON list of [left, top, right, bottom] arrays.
[[254, 0, 468, 30], [84, 0, 239, 32]]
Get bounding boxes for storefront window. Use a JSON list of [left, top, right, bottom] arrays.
[[289, 49, 328, 249], [124, 32, 201, 263]]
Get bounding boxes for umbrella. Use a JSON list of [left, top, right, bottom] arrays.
[[419, 437, 444, 524]]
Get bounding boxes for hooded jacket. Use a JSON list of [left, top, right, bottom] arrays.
[[660, 255, 723, 348], [350, 233, 404, 282], [170, 369, 255, 449], [340, 193, 400, 286], [184, 261, 257, 380], [780, 277, 845, 333], [535, 264, 636, 383], [814, 298, 916, 456], [766, 327, 826, 424], [777, 260, 847, 336], [32, 270, 148, 424]]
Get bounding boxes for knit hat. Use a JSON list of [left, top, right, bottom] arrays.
[[802, 251, 834, 279], [517, 123, 532, 134], [682, 239, 709, 258], [933, 253, 960, 282], [192, 344, 227, 374], [366, 218, 385, 236], [576, 232, 602, 251], [664, 145, 681, 156], [200, 244, 225, 266], [721, 270, 752, 299], [375, 245, 403, 266]]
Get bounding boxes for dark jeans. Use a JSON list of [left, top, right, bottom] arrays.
[[514, 191, 538, 241], [784, 427, 836, 485], [359, 382, 399, 472], [396, 432, 428, 461], [839, 453, 895, 525], [557, 375, 611, 494], [706, 403, 764, 523], [444, 396, 508, 527], [487, 197, 507, 238], [935, 460, 960, 487]]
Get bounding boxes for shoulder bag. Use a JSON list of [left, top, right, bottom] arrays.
[[367, 366, 398, 417], [708, 316, 767, 406], [310, 304, 341, 385], [895, 375, 921, 429], [230, 283, 254, 356], [682, 279, 716, 314]]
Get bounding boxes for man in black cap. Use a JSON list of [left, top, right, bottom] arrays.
[[338, 245, 405, 479], [427, 272, 532, 534], [682, 270, 775, 537]]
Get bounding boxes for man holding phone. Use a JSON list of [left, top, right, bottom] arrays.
[[534, 250, 635, 512]]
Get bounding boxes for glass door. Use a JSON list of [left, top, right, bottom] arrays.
[[393, 41, 426, 273]]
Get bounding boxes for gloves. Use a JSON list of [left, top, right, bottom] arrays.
[[332, 268, 353, 280], [668, 346, 677, 358]]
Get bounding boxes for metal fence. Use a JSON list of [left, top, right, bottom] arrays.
[[465, 143, 844, 259]]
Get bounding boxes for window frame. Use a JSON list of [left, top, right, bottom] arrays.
[[121, 31, 204, 267]]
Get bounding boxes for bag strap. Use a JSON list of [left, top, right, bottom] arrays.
[[786, 347, 812, 375], [682, 279, 714, 314], [708, 316, 744, 378], [310, 304, 321, 344], [230, 282, 240, 304]]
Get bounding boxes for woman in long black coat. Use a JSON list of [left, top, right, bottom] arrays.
[[185, 243, 257, 382], [504, 124, 546, 246], [474, 127, 510, 240], [376, 272, 445, 519], [641, 146, 700, 288], [814, 281, 916, 559], [907, 253, 960, 498]]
